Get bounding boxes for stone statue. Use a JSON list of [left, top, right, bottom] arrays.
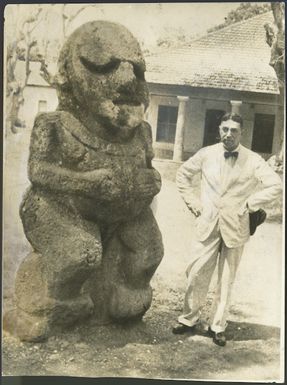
[[9, 21, 164, 341]]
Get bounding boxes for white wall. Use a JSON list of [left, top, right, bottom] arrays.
[[146, 84, 282, 159], [20, 85, 58, 130]]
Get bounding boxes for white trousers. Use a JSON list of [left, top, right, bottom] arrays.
[[178, 225, 244, 333]]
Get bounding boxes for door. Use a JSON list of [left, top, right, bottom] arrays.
[[203, 109, 225, 147]]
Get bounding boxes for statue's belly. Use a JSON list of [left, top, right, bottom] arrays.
[[71, 195, 152, 224]]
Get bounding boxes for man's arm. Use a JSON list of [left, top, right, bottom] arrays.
[[245, 155, 282, 212], [176, 149, 204, 216]]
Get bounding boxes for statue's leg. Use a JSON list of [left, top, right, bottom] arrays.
[[9, 191, 102, 341], [86, 207, 164, 323]]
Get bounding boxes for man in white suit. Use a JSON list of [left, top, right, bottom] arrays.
[[172, 112, 282, 346]]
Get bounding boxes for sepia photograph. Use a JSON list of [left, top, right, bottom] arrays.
[[2, 1, 285, 382]]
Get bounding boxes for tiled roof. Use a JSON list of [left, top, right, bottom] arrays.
[[145, 12, 279, 94]]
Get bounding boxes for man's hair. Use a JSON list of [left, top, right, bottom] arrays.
[[220, 113, 243, 127]]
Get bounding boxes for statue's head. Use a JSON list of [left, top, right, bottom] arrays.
[[56, 21, 149, 137]]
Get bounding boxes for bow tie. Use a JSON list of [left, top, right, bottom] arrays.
[[224, 151, 239, 159]]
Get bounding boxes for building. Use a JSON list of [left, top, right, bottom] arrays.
[[145, 12, 283, 162], [16, 61, 58, 130], [16, 12, 283, 165]]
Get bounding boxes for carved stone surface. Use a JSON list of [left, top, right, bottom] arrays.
[[8, 21, 164, 341]]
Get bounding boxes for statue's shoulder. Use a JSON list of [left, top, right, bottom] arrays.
[[53, 110, 102, 151], [33, 111, 63, 126], [33, 111, 93, 143], [30, 113, 64, 143], [33, 111, 83, 130]]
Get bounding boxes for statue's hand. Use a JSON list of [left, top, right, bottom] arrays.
[[88, 168, 161, 201], [91, 169, 122, 201]]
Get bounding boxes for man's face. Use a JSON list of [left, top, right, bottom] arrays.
[[64, 21, 149, 133], [219, 119, 242, 151]]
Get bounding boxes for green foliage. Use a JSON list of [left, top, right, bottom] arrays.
[[208, 2, 271, 33]]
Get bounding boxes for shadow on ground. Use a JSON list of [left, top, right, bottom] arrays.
[[187, 320, 281, 342]]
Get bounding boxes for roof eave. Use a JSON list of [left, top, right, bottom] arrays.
[[147, 81, 279, 95]]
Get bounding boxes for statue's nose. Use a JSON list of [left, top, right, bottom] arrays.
[[113, 62, 136, 85], [112, 60, 149, 107]]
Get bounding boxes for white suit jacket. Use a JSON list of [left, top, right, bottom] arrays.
[[176, 143, 282, 248]]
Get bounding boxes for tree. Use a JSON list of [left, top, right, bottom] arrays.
[[208, 2, 271, 33], [264, 2, 284, 171], [39, 4, 98, 86], [264, 2, 284, 89], [5, 5, 43, 134], [5, 4, 98, 135]]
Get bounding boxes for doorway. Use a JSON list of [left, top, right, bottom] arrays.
[[203, 109, 225, 147]]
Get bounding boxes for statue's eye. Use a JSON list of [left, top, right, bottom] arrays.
[[80, 56, 121, 74]]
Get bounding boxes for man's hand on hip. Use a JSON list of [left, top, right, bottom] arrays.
[[238, 201, 255, 216], [188, 206, 202, 217]]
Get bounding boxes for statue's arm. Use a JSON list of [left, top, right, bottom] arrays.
[[133, 121, 161, 198], [140, 121, 156, 169], [28, 114, 114, 198]]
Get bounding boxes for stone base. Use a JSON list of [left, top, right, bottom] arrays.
[[3, 293, 94, 342], [3, 308, 49, 342]]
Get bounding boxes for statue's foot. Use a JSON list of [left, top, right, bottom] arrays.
[[50, 293, 94, 326], [108, 284, 152, 321], [4, 294, 94, 342]]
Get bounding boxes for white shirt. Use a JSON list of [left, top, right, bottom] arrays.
[[220, 143, 241, 192]]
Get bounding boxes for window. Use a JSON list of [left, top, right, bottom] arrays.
[[251, 113, 275, 153], [203, 109, 225, 147], [38, 100, 47, 112], [156, 105, 178, 143]]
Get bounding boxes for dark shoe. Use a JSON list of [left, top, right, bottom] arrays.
[[213, 332, 226, 346], [172, 323, 197, 335], [208, 328, 226, 346]]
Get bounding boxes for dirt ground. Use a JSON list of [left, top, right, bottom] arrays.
[[2, 132, 284, 381]]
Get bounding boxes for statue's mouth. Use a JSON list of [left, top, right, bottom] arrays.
[[113, 99, 142, 107]]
